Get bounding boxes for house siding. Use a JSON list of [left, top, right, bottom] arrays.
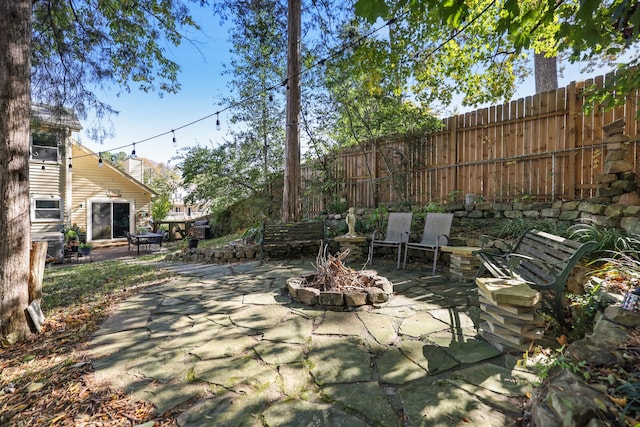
[[29, 105, 81, 261], [29, 149, 64, 234], [71, 144, 154, 243]]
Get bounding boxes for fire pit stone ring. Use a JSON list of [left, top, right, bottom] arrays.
[[286, 270, 393, 307]]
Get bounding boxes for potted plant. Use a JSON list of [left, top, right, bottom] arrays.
[[65, 229, 79, 249], [185, 228, 199, 249], [78, 243, 93, 256]]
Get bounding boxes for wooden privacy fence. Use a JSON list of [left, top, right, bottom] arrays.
[[302, 73, 640, 216]]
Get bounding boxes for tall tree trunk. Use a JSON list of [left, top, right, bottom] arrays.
[[534, 53, 558, 93], [0, 0, 32, 340], [283, 0, 301, 223]]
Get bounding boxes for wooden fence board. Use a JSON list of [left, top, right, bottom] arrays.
[[300, 73, 640, 214]]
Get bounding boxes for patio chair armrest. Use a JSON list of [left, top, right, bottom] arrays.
[[371, 230, 385, 241], [437, 234, 449, 246]]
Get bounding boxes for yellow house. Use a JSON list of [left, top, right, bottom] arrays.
[[30, 105, 82, 260], [29, 105, 157, 259], [68, 142, 157, 246]]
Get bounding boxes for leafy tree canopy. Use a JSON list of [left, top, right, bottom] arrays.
[[178, 140, 261, 211], [178, 0, 286, 215], [31, 0, 202, 136], [352, 0, 640, 108]]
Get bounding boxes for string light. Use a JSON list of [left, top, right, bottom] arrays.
[[131, 143, 137, 159], [68, 16, 400, 162], [41, 161, 45, 173]]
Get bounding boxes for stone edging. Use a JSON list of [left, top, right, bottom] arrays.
[[286, 273, 393, 307]]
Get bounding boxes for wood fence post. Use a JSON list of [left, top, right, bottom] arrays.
[[450, 115, 459, 197], [29, 241, 48, 304], [567, 81, 578, 200]]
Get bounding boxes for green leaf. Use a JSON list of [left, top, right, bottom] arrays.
[[504, 0, 520, 17], [354, 0, 390, 23], [439, 0, 468, 28]]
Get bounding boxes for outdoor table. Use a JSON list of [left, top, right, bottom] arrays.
[[130, 232, 164, 255]]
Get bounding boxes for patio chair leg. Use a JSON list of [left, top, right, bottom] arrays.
[[396, 244, 402, 269], [432, 247, 439, 275], [403, 243, 409, 269]]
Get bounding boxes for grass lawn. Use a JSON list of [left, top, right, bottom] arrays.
[[0, 254, 180, 426]]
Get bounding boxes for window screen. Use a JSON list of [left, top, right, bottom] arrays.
[[34, 199, 62, 220], [31, 132, 59, 162]]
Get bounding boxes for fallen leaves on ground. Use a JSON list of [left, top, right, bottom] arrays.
[[0, 280, 179, 426], [586, 326, 640, 425]]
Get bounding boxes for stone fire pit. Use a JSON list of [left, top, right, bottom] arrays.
[[286, 249, 394, 307]]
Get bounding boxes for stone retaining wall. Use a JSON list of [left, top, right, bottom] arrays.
[[443, 199, 640, 234], [323, 198, 640, 240], [167, 197, 640, 265], [527, 303, 640, 425], [164, 240, 341, 264], [165, 244, 259, 263]]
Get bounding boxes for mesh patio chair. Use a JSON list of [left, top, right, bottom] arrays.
[[403, 212, 454, 273], [124, 231, 136, 252], [368, 212, 413, 269]]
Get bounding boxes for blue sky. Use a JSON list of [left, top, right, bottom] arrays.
[[78, 6, 234, 166], [76, 6, 612, 166]]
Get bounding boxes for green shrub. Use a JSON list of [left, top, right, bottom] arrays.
[[568, 220, 636, 256], [565, 284, 610, 341], [412, 202, 445, 224], [362, 205, 388, 232], [242, 225, 262, 244], [326, 198, 348, 214], [492, 218, 572, 239]]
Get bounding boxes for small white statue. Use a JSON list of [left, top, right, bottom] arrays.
[[345, 207, 357, 237]]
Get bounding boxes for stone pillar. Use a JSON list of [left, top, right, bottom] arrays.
[[596, 119, 637, 203], [476, 277, 545, 352], [334, 236, 367, 262]]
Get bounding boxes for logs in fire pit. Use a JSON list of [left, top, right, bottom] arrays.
[[286, 247, 394, 307]]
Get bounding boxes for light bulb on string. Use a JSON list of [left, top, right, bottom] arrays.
[[41, 161, 45, 173], [131, 143, 137, 159], [98, 152, 104, 168], [172, 130, 177, 147], [216, 113, 221, 131]]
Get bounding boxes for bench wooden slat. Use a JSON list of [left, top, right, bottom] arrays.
[[261, 221, 326, 259]]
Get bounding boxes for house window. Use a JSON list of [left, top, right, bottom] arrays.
[[32, 198, 63, 221], [31, 132, 59, 162]]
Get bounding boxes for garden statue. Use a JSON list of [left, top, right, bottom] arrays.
[[345, 207, 357, 237], [335, 207, 367, 261]]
